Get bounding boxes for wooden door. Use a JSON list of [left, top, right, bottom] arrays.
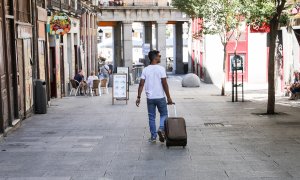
[[74, 45, 78, 76], [16, 39, 25, 119], [60, 46, 65, 97], [38, 40, 46, 80], [50, 47, 57, 98], [5, 19, 18, 121], [23, 39, 33, 114], [0, 15, 9, 131]]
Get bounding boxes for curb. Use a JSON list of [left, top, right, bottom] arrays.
[[0, 119, 22, 140]]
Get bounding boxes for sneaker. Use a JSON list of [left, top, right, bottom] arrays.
[[157, 129, 165, 143], [148, 137, 156, 143]]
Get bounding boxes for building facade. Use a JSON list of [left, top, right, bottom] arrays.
[[97, 0, 188, 75], [0, 0, 99, 134], [191, 18, 269, 90], [0, 0, 37, 134]]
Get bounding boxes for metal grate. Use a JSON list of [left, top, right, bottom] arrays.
[[204, 123, 224, 127]]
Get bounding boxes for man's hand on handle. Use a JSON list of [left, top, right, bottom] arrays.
[[167, 97, 174, 105], [136, 97, 141, 107]]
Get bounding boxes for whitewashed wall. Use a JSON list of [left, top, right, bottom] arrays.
[[248, 33, 268, 84]]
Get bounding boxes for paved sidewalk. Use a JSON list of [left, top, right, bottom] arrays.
[[1, 76, 300, 180]]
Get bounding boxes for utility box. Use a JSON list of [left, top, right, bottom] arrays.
[[34, 79, 47, 114]]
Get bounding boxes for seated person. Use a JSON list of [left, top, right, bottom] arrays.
[[87, 71, 99, 88], [288, 71, 300, 100], [74, 70, 87, 95], [286, 71, 299, 92]]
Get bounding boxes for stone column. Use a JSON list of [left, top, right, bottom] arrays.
[[90, 15, 95, 73], [144, 22, 153, 66], [156, 21, 167, 69], [187, 20, 193, 73], [144, 22, 153, 50], [175, 22, 184, 74], [114, 22, 122, 69], [122, 21, 133, 71]]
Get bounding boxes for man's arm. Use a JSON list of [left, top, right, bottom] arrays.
[[162, 78, 173, 104], [136, 79, 145, 107]]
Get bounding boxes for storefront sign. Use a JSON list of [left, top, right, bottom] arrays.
[[50, 12, 71, 35], [17, 25, 32, 39], [250, 22, 270, 33], [37, 6, 48, 22]]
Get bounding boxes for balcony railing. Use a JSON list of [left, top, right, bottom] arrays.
[[47, 0, 78, 13], [99, 0, 172, 7]]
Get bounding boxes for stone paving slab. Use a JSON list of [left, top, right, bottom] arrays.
[[1, 76, 300, 179]]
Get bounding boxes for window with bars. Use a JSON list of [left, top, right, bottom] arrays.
[[16, 0, 31, 23], [37, 0, 46, 8]]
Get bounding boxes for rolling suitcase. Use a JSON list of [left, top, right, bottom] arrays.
[[164, 104, 187, 148]]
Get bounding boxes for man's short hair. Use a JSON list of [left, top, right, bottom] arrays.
[[148, 50, 160, 62]]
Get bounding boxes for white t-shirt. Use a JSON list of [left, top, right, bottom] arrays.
[[87, 75, 99, 87], [140, 65, 167, 99]]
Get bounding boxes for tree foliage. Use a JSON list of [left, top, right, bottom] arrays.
[[173, 0, 248, 44], [242, 0, 292, 28]]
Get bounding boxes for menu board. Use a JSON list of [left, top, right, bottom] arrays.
[[113, 74, 127, 99], [117, 67, 129, 82]]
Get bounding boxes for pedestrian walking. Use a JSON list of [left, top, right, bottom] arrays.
[[136, 50, 173, 143], [101, 63, 110, 80]]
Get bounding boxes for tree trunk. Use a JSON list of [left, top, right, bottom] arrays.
[[267, 20, 278, 114], [221, 44, 227, 96]]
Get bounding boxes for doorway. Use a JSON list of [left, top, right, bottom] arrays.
[[50, 47, 57, 98], [74, 45, 78, 75], [60, 46, 65, 97], [6, 19, 18, 121]]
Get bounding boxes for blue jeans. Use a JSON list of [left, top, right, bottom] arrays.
[[147, 98, 168, 139]]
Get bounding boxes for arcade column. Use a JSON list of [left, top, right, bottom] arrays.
[[175, 21, 184, 74], [122, 21, 133, 71], [156, 21, 167, 69]]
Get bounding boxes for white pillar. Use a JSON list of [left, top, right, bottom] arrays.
[[187, 20, 193, 73], [122, 21, 133, 71], [156, 21, 167, 69]]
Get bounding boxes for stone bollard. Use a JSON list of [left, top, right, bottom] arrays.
[[182, 73, 201, 88]]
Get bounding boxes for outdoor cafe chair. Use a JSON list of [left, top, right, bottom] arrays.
[[90, 79, 101, 97], [70, 79, 80, 96], [99, 79, 109, 96]]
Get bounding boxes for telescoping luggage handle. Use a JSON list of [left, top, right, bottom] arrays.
[[168, 103, 177, 117]]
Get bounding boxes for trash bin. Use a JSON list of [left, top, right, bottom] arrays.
[[34, 79, 47, 114]]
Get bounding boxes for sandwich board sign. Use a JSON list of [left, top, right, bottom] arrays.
[[112, 74, 128, 105], [117, 67, 130, 99]]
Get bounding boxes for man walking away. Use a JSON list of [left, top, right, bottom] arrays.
[[136, 50, 173, 143]]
